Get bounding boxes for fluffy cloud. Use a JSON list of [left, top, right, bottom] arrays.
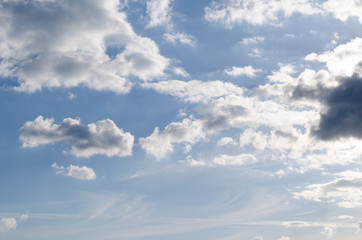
[[139, 117, 204, 159], [141, 80, 245, 103], [213, 153, 257, 166], [294, 171, 362, 208], [0, 0, 168, 93], [204, 0, 319, 27], [20, 116, 134, 158], [146, 0, 173, 28], [52, 163, 96, 180], [321, 224, 336, 239], [164, 32, 196, 47], [323, 0, 362, 23], [305, 38, 362, 77], [0, 218, 17, 232], [224, 65, 262, 78]]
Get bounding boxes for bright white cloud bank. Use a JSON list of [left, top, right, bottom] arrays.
[[0, 0, 168, 93], [20, 116, 134, 158]]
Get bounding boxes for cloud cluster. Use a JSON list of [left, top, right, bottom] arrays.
[[0, 0, 168, 93], [20, 116, 134, 158], [52, 163, 96, 180], [204, 0, 362, 28], [204, 0, 319, 27], [0, 212, 28, 233]]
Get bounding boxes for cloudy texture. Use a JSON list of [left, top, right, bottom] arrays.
[[4, 0, 362, 239], [20, 116, 134, 157], [0, 0, 168, 93]]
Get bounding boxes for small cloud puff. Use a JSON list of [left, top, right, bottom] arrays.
[[52, 163, 96, 180]]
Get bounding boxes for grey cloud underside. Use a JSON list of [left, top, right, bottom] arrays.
[[313, 76, 362, 140], [197, 103, 247, 131]]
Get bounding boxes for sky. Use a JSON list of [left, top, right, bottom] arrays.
[[2, 0, 362, 239]]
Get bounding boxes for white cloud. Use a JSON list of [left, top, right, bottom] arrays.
[[146, 0, 173, 28], [164, 32, 196, 47], [305, 37, 362, 77], [139, 117, 205, 159], [0, 0, 169, 93], [355, 221, 362, 233], [20, 116, 134, 158], [321, 224, 336, 239], [240, 37, 265, 45], [217, 137, 237, 147], [253, 236, 264, 240], [337, 215, 354, 220], [141, 80, 245, 103], [239, 129, 268, 150], [0, 218, 17, 232], [173, 67, 190, 78], [323, 0, 362, 23], [278, 236, 291, 240], [213, 153, 257, 166], [224, 65, 262, 78], [204, 0, 320, 28], [282, 221, 311, 228], [53, 163, 96, 180], [294, 171, 362, 208], [19, 212, 29, 222]]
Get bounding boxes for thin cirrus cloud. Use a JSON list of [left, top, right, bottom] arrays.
[[20, 116, 134, 158], [52, 163, 96, 180], [0, 0, 169, 93]]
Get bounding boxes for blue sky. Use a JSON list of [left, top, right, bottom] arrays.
[[2, 0, 362, 239]]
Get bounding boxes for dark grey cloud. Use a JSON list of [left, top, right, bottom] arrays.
[[20, 116, 134, 158], [313, 76, 362, 140]]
